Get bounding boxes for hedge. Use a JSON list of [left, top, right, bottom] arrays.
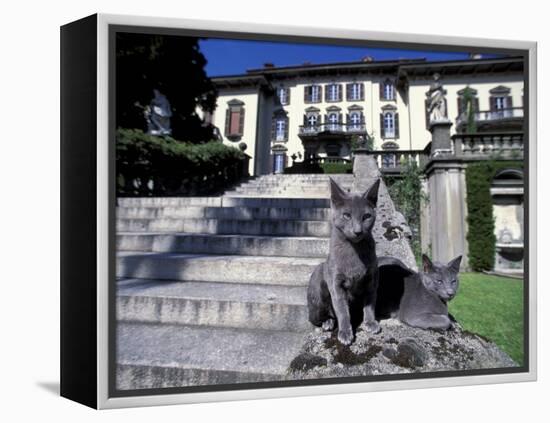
[[320, 162, 353, 174], [465, 160, 523, 271], [116, 128, 247, 196]]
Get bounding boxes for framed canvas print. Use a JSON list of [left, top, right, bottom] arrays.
[[60, 13, 537, 409]]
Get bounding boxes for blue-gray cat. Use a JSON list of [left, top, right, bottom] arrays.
[[307, 178, 381, 346], [398, 254, 462, 330]]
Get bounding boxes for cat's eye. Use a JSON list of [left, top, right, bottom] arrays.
[[451, 279, 457, 285], [436, 280, 443, 285], [342, 212, 351, 220], [362, 213, 372, 220]]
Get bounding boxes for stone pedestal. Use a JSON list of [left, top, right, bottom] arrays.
[[424, 160, 469, 270], [429, 120, 453, 156]]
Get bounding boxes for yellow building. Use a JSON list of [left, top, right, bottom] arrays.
[[208, 56, 524, 175]]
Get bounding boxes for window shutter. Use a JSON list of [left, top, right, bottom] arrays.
[[325, 85, 329, 102], [324, 114, 329, 124], [379, 82, 384, 100], [346, 113, 350, 124], [380, 113, 385, 138], [318, 86, 322, 103], [338, 113, 343, 123], [338, 84, 343, 102], [303, 114, 307, 126], [271, 117, 277, 141], [360, 113, 365, 124], [346, 84, 351, 101], [360, 83, 365, 100], [395, 113, 400, 138], [269, 154, 274, 173], [304, 86, 309, 103], [284, 154, 288, 169], [224, 108, 231, 135], [286, 88, 291, 105], [489, 96, 496, 111], [506, 95, 513, 108], [238, 108, 245, 135], [457, 97, 464, 115], [284, 117, 289, 141], [474, 97, 480, 112]]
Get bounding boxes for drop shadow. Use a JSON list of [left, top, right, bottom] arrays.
[[36, 381, 60, 396]]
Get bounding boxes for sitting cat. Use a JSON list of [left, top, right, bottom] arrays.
[[398, 254, 462, 330], [307, 178, 381, 346]]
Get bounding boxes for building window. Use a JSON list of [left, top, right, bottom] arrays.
[[277, 87, 290, 105], [327, 112, 340, 131], [348, 111, 363, 130], [271, 113, 289, 142], [224, 100, 245, 140], [347, 83, 364, 101], [326, 84, 342, 102], [307, 114, 318, 127], [491, 96, 513, 118], [380, 79, 395, 101], [273, 153, 287, 174], [304, 85, 322, 103], [380, 110, 399, 138]]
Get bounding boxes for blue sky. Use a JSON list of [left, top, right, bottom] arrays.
[[199, 38, 496, 77]]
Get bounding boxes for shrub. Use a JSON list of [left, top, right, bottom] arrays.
[[116, 128, 247, 196], [321, 162, 353, 174]]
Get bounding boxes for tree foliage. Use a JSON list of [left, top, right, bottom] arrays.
[[116, 33, 217, 143]]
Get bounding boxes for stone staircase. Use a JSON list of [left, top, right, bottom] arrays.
[[115, 174, 353, 389]]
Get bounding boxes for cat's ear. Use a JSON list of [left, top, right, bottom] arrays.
[[329, 178, 349, 207], [422, 254, 434, 273], [362, 179, 380, 206], [448, 255, 462, 273]]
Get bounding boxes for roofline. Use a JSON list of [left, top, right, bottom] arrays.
[[211, 56, 525, 86]]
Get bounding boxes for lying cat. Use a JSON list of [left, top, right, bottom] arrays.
[[307, 178, 381, 345], [398, 254, 462, 330]]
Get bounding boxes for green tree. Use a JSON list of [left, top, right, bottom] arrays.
[[116, 33, 218, 143], [462, 85, 477, 134]]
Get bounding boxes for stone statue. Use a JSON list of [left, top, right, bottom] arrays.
[[145, 89, 172, 136], [426, 73, 447, 122]]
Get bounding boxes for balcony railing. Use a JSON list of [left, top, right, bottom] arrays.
[[365, 149, 429, 173], [456, 107, 523, 126], [299, 123, 367, 135], [452, 132, 523, 159]]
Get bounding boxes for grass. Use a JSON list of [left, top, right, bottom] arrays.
[[448, 272, 524, 365]]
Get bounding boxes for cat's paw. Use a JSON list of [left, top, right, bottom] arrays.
[[363, 320, 381, 334], [338, 328, 354, 346], [322, 318, 335, 332]]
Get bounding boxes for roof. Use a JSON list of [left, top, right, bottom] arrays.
[[211, 56, 525, 89]]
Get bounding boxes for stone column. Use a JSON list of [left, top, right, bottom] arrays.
[[425, 122, 469, 270]]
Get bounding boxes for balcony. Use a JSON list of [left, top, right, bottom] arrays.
[[298, 123, 367, 136], [452, 132, 523, 159], [456, 107, 523, 132], [366, 149, 429, 175]]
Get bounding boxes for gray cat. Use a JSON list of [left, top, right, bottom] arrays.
[[307, 178, 381, 346], [398, 254, 462, 330]]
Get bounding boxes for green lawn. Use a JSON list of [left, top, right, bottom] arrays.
[[448, 273, 524, 365]]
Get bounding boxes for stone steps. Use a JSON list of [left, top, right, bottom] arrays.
[[119, 196, 330, 208], [117, 278, 309, 331], [117, 205, 331, 221], [117, 233, 329, 258], [116, 252, 322, 285], [116, 217, 330, 237], [117, 322, 305, 389]]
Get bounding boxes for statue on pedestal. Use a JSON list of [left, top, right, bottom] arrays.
[[145, 89, 172, 136], [426, 73, 448, 123]]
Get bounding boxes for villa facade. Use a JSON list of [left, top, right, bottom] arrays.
[[206, 56, 524, 176]]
